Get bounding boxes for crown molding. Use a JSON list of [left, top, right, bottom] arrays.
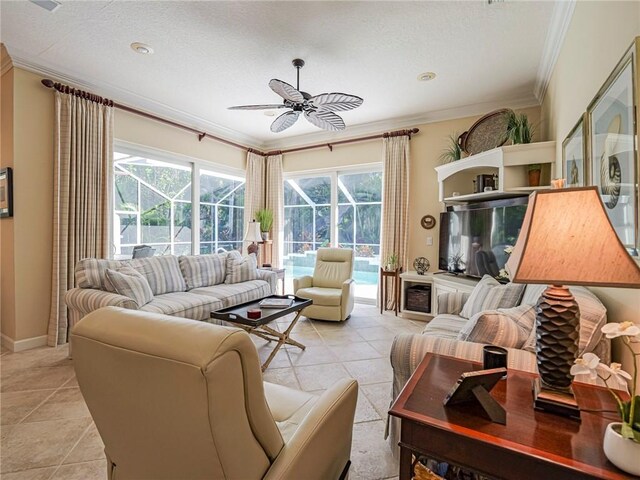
[[534, 0, 575, 103], [4, 44, 540, 153], [4, 45, 267, 150], [262, 92, 540, 151]]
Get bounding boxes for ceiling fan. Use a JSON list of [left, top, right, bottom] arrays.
[[228, 59, 363, 133]]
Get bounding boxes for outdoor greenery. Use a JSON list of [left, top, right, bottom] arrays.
[[284, 172, 382, 257], [114, 157, 245, 255]]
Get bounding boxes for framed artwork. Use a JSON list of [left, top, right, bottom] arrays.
[[587, 45, 638, 257], [0, 167, 13, 218], [562, 115, 587, 187]]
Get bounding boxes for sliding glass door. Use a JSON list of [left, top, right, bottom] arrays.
[[283, 168, 382, 301]]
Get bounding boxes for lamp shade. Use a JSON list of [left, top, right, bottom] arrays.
[[243, 221, 263, 243], [506, 187, 640, 287]]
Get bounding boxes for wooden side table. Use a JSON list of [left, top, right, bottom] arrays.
[[389, 354, 630, 480], [380, 267, 402, 315]]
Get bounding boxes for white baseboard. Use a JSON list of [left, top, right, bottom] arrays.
[[1, 333, 48, 352]]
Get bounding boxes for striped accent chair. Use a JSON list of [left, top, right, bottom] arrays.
[[387, 281, 613, 455]]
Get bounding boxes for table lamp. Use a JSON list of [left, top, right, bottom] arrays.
[[506, 186, 640, 418], [244, 220, 262, 261]]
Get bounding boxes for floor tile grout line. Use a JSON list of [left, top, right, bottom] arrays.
[[46, 421, 95, 480], [15, 373, 76, 424]]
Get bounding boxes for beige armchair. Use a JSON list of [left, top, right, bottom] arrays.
[[71, 307, 358, 480], [293, 248, 355, 322]]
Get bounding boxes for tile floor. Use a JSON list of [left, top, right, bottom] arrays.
[[1, 304, 425, 480]]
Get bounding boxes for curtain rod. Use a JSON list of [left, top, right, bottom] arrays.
[[41, 79, 254, 153], [41, 79, 419, 157]]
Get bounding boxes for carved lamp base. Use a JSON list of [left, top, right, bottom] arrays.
[[247, 242, 260, 265], [533, 285, 581, 419]]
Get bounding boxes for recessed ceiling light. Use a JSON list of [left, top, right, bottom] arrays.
[[131, 42, 154, 55], [264, 111, 278, 117], [418, 72, 436, 82]]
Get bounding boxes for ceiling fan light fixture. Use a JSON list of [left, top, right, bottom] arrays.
[[131, 42, 154, 55], [229, 59, 363, 133], [418, 72, 437, 82]]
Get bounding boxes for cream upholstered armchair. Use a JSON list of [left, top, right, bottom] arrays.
[[293, 248, 355, 322], [71, 307, 358, 480]]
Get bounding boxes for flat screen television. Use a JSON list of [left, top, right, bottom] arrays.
[[438, 197, 528, 279]]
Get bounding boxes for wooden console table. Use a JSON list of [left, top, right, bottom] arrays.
[[389, 354, 631, 480]]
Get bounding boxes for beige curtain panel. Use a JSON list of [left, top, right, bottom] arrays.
[[265, 154, 283, 268], [380, 135, 410, 309], [244, 151, 265, 230], [48, 91, 114, 346]]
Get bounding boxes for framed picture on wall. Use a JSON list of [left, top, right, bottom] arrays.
[[562, 115, 587, 187], [587, 45, 638, 256], [0, 167, 13, 218]]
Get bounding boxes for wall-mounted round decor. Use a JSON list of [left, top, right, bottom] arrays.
[[421, 215, 436, 229]]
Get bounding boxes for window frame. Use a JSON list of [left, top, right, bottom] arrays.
[[112, 140, 246, 257]]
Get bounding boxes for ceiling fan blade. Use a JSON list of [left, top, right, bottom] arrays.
[[310, 93, 364, 112], [304, 110, 345, 131], [269, 79, 304, 103], [228, 104, 286, 110], [271, 110, 300, 133]]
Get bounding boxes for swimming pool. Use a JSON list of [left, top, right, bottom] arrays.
[[284, 265, 379, 285]]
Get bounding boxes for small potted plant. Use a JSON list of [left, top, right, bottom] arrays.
[[439, 133, 462, 164], [570, 321, 640, 475], [528, 164, 542, 187], [385, 253, 399, 271], [506, 111, 535, 145], [255, 209, 273, 241]]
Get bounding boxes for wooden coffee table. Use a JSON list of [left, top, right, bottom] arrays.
[[211, 295, 312, 371], [389, 353, 631, 480]]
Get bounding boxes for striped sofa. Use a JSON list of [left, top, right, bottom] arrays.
[[65, 252, 277, 334], [387, 282, 612, 455]]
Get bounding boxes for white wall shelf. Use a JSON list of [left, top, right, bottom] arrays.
[[434, 141, 556, 203]]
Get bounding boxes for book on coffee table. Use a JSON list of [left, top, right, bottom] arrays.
[[259, 298, 294, 309]]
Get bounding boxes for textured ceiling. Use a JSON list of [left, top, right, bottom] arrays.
[[0, 1, 557, 148]]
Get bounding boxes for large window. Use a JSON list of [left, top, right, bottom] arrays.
[[113, 151, 244, 257], [283, 169, 382, 301]]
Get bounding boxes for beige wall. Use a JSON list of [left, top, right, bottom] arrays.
[[1, 46, 15, 340], [540, 1, 640, 376], [1, 66, 246, 346], [283, 106, 541, 273]]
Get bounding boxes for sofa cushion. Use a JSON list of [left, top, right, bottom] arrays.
[[459, 275, 525, 319], [421, 314, 468, 340], [179, 253, 228, 289], [105, 267, 154, 308], [139, 292, 222, 321], [224, 251, 258, 284], [192, 280, 272, 308], [263, 382, 318, 443], [296, 287, 342, 307], [76, 258, 128, 291], [457, 304, 536, 349], [521, 284, 607, 356], [131, 255, 187, 295]]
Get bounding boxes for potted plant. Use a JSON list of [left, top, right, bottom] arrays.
[[385, 253, 399, 271], [528, 163, 542, 187], [506, 111, 535, 145], [439, 133, 462, 164], [255, 209, 273, 241], [570, 321, 640, 476]]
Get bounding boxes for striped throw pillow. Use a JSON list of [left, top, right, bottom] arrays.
[[224, 251, 258, 284], [130, 255, 187, 295], [459, 275, 525, 319], [458, 304, 536, 349], [105, 267, 154, 308], [179, 253, 228, 289]]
